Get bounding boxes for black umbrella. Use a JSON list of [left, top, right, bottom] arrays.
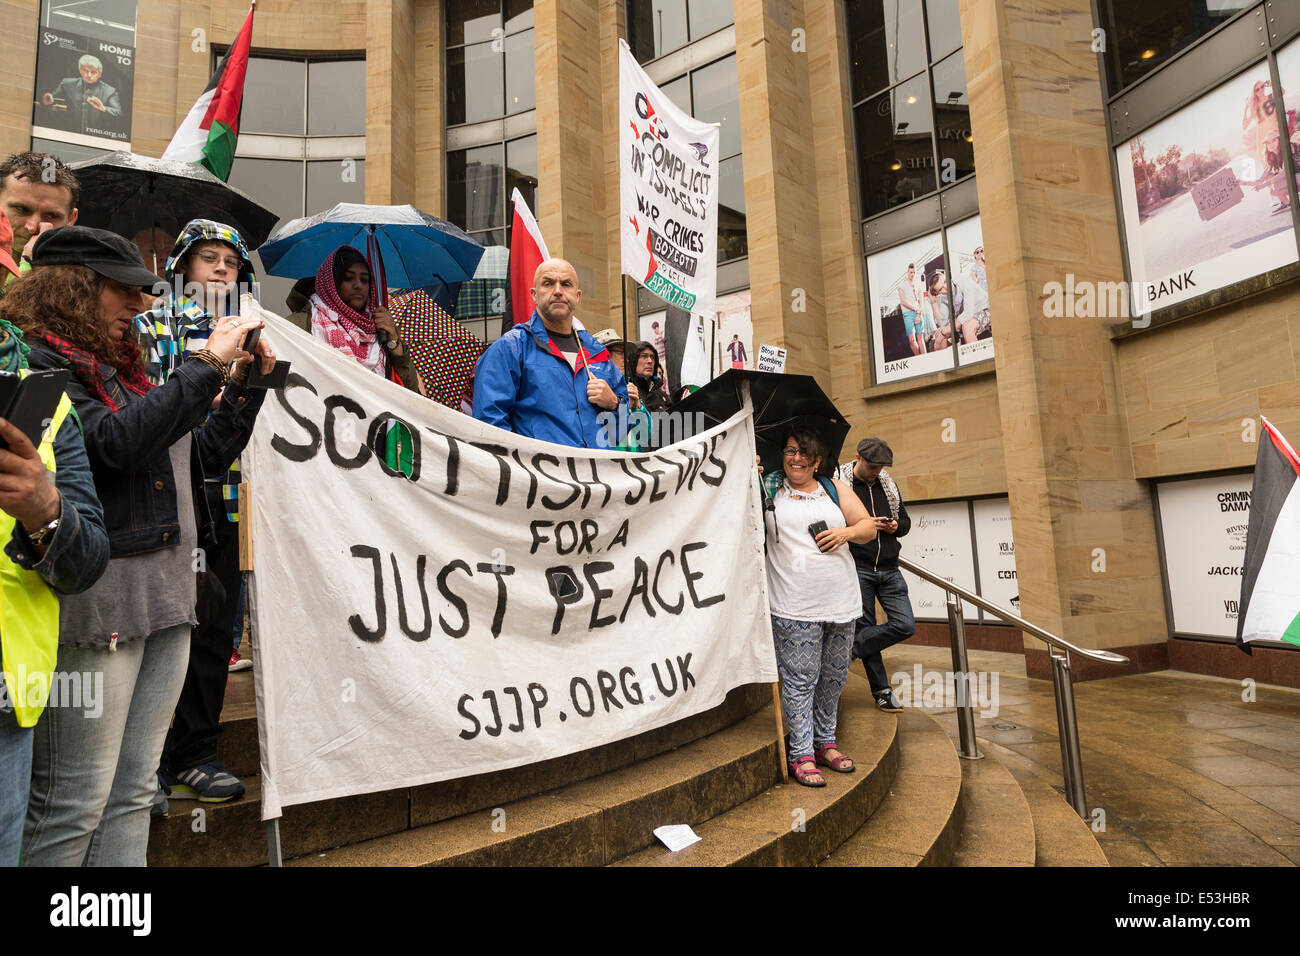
[[69, 151, 279, 252], [671, 369, 851, 478]]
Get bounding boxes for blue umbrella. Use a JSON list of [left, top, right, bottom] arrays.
[[256, 202, 485, 288]]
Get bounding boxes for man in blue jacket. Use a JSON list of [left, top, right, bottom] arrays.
[[473, 258, 628, 447]]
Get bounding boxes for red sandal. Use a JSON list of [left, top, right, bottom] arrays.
[[814, 744, 855, 773], [789, 756, 826, 787]]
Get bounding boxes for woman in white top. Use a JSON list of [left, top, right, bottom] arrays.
[[763, 427, 877, 787]]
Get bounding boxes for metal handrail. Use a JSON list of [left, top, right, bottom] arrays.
[[897, 557, 1130, 665], [896, 556, 1128, 819]]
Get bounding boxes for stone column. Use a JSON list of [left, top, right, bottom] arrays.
[[0, 0, 42, 156], [733, 0, 830, 387], [961, 0, 1168, 674], [413, 0, 443, 216], [366, 0, 416, 204], [534, 0, 613, 325]]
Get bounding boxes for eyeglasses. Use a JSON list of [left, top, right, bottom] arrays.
[[782, 448, 812, 460], [194, 251, 241, 270]]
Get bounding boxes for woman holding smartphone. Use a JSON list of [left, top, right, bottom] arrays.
[[5, 226, 273, 865], [760, 426, 876, 787]]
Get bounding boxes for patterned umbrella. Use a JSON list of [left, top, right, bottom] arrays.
[[390, 290, 486, 411]]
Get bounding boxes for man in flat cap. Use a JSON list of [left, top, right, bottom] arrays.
[[836, 437, 914, 711]]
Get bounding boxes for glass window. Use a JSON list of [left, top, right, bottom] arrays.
[[241, 58, 306, 135], [691, 55, 741, 159], [447, 145, 505, 233], [924, 0, 962, 60], [448, 0, 502, 45], [506, 135, 538, 213], [1097, 0, 1252, 93], [855, 73, 935, 216], [229, 157, 307, 308], [932, 49, 973, 183], [660, 75, 691, 113], [308, 61, 366, 136], [718, 154, 747, 263], [846, 0, 927, 101], [447, 42, 505, 126], [505, 30, 535, 114], [627, 0, 689, 63], [228, 158, 304, 226], [505, 0, 533, 33], [307, 159, 366, 214], [688, 0, 733, 40]]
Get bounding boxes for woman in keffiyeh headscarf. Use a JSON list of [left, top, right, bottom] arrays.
[[296, 245, 424, 395]]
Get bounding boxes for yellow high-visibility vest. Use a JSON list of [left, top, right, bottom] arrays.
[[0, 391, 74, 727]]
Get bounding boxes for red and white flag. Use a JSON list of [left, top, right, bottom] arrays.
[[509, 189, 549, 326]]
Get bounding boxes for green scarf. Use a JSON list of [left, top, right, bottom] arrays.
[[0, 317, 30, 373]]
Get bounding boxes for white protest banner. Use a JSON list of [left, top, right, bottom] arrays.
[[756, 344, 787, 373], [619, 38, 720, 318], [242, 306, 777, 818]]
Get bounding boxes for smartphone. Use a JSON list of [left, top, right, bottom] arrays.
[[0, 370, 21, 416], [1, 369, 71, 448], [241, 325, 262, 355], [807, 520, 829, 545], [246, 359, 291, 390]]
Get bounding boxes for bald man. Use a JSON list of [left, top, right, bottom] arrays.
[[472, 258, 628, 447]]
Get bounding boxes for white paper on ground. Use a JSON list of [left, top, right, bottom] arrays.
[[653, 824, 702, 852]]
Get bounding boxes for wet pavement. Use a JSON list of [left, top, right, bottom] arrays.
[[882, 645, 1300, 866]]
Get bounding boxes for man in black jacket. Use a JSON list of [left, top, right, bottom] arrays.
[[836, 437, 914, 712]]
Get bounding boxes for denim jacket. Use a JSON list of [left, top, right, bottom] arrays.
[[24, 344, 266, 558], [3, 409, 110, 594]]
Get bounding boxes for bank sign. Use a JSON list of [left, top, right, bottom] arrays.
[[618, 39, 720, 318]]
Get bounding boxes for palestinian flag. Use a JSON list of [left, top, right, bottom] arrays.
[[1237, 417, 1300, 651], [161, 4, 255, 181]]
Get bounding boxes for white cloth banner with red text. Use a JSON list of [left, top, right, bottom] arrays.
[[619, 38, 720, 319], [242, 304, 776, 818]]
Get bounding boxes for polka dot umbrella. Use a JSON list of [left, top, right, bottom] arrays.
[[390, 290, 486, 411]]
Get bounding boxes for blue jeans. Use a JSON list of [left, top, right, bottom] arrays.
[[0, 711, 32, 867], [24, 624, 189, 867], [853, 566, 916, 696]]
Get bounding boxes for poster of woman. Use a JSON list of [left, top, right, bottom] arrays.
[[1115, 61, 1299, 316], [867, 231, 955, 383], [945, 214, 993, 366]]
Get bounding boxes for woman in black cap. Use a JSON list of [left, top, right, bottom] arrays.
[[1, 225, 274, 866]]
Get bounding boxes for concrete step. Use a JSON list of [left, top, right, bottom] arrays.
[[148, 681, 770, 866], [949, 742, 1037, 866], [291, 702, 784, 866], [926, 707, 1105, 867], [820, 708, 964, 866], [979, 739, 1109, 866], [610, 677, 900, 866]]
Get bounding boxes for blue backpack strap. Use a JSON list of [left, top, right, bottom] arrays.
[[817, 474, 840, 507]]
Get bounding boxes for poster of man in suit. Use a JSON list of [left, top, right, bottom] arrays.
[[32, 2, 136, 146]]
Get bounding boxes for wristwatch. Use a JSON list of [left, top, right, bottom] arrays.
[[27, 515, 60, 547]]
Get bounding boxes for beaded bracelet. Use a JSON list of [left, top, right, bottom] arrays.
[[191, 348, 231, 385]]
